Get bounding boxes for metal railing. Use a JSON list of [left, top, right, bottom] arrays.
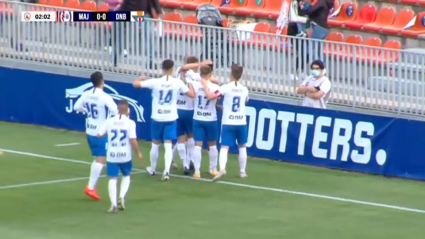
[[1, 1, 425, 116]]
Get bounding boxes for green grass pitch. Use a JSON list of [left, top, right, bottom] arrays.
[[0, 121, 425, 239]]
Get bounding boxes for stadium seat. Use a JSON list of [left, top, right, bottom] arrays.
[[400, 12, 425, 38], [343, 4, 376, 30], [419, 0, 425, 6], [379, 40, 401, 62], [48, 0, 64, 7], [163, 0, 191, 9], [222, 18, 234, 27], [180, 14, 202, 39], [357, 37, 382, 62], [38, 0, 48, 5], [381, 9, 414, 35], [80, 1, 96, 11], [235, 0, 266, 16], [328, 2, 358, 27], [0, 2, 13, 16], [182, 0, 211, 10], [362, 7, 395, 32], [253, 0, 286, 19], [242, 22, 271, 48], [323, 32, 344, 56], [329, 0, 339, 16], [336, 34, 362, 59], [400, 0, 417, 4], [219, 0, 247, 15], [64, 0, 80, 9], [97, 3, 109, 11], [162, 12, 183, 36], [270, 26, 290, 51]]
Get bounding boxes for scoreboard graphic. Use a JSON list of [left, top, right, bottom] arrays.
[[21, 11, 145, 22]]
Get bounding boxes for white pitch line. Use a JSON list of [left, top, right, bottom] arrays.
[[0, 172, 144, 190], [1, 148, 425, 214], [55, 143, 81, 147]]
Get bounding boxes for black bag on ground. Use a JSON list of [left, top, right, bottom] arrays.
[[196, 4, 229, 67]]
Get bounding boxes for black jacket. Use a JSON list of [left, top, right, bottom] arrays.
[[121, 0, 161, 16], [300, 0, 331, 29]]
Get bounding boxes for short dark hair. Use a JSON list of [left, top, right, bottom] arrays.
[[90, 71, 103, 87], [118, 100, 128, 114], [310, 60, 325, 70], [200, 65, 212, 76], [186, 56, 199, 64], [230, 64, 243, 80], [162, 59, 174, 70]]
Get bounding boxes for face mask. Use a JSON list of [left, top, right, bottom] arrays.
[[311, 69, 321, 77]]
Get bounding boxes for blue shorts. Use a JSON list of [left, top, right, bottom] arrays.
[[151, 120, 177, 141], [177, 109, 194, 136], [86, 135, 107, 157], [106, 161, 133, 177], [220, 125, 248, 147], [193, 120, 218, 142]]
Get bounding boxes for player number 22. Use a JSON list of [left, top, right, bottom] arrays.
[[110, 129, 127, 147], [232, 96, 240, 112], [85, 103, 99, 119], [159, 90, 172, 105]]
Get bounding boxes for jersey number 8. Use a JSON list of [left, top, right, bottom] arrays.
[[159, 90, 173, 105], [110, 129, 127, 147], [232, 96, 241, 112], [85, 103, 99, 119]]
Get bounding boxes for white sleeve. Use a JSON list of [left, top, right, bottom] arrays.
[[300, 79, 309, 86], [174, 67, 181, 78], [245, 88, 249, 103], [97, 120, 108, 136], [216, 84, 228, 97], [128, 121, 137, 139], [141, 79, 156, 89], [320, 79, 331, 94], [73, 93, 87, 113], [105, 95, 118, 117]]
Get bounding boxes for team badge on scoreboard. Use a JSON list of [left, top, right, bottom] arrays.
[[58, 11, 73, 22], [130, 11, 145, 22]]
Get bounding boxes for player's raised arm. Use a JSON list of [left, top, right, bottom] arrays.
[[132, 76, 150, 88], [105, 95, 118, 117], [186, 82, 195, 98], [73, 93, 87, 113]]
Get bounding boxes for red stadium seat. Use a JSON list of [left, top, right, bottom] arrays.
[[163, 0, 192, 8], [356, 37, 382, 62], [335, 34, 362, 59], [379, 40, 401, 63], [235, 0, 266, 16], [242, 22, 271, 48], [219, 0, 247, 15], [253, 0, 287, 19], [344, 4, 377, 30], [97, 3, 109, 11], [64, 0, 80, 9], [400, 0, 417, 4], [222, 18, 234, 27], [381, 9, 414, 35], [328, 2, 358, 27], [38, 0, 48, 5], [400, 12, 425, 38], [162, 12, 183, 36], [362, 7, 395, 32], [180, 14, 202, 39], [323, 32, 344, 57], [419, 0, 425, 6], [80, 1, 97, 11], [48, 0, 64, 7], [182, 0, 211, 10]]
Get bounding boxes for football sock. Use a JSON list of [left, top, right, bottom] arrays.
[[187, 138, 195, 164], [150, 143, 160, 172], [193, 146, 202, 174], [108, 179, 117, 207], [219, 147, 229, 171], [164, 143, 173, 174], [177, 143, 187, 168], [119, 176, 130, 199], [172, 144, 178, 160], [208, 146, 218, 171], [88, 160, 104, 190], [238, 147, 247, 173]]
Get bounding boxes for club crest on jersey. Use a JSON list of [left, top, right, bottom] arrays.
[[65, 83, 145, 122]]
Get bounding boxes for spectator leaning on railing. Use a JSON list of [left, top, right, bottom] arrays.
[[296, 60, 331, 109]]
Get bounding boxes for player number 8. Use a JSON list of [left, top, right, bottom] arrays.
[[232, 96, 240, 112]]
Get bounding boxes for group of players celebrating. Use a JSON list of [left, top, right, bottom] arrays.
[[74, 56, 249, 212]]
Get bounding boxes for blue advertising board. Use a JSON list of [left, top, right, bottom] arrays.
[[1, 67, 424, 180]]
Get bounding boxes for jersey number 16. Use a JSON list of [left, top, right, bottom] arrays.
[[159, 90, 172, 105]]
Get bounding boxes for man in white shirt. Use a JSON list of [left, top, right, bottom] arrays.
[[133, 59, 195, 181], [73, 71, 118, 201], [97, 100, 142, 213], [201, 64, 249, 181], [191, 65, 220, 179], [296, 59, 331, 109]]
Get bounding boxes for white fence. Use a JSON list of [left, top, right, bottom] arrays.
[[1, 1, 425, 116]]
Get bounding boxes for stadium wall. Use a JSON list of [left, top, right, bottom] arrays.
[[1, 67, 425, 180]]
